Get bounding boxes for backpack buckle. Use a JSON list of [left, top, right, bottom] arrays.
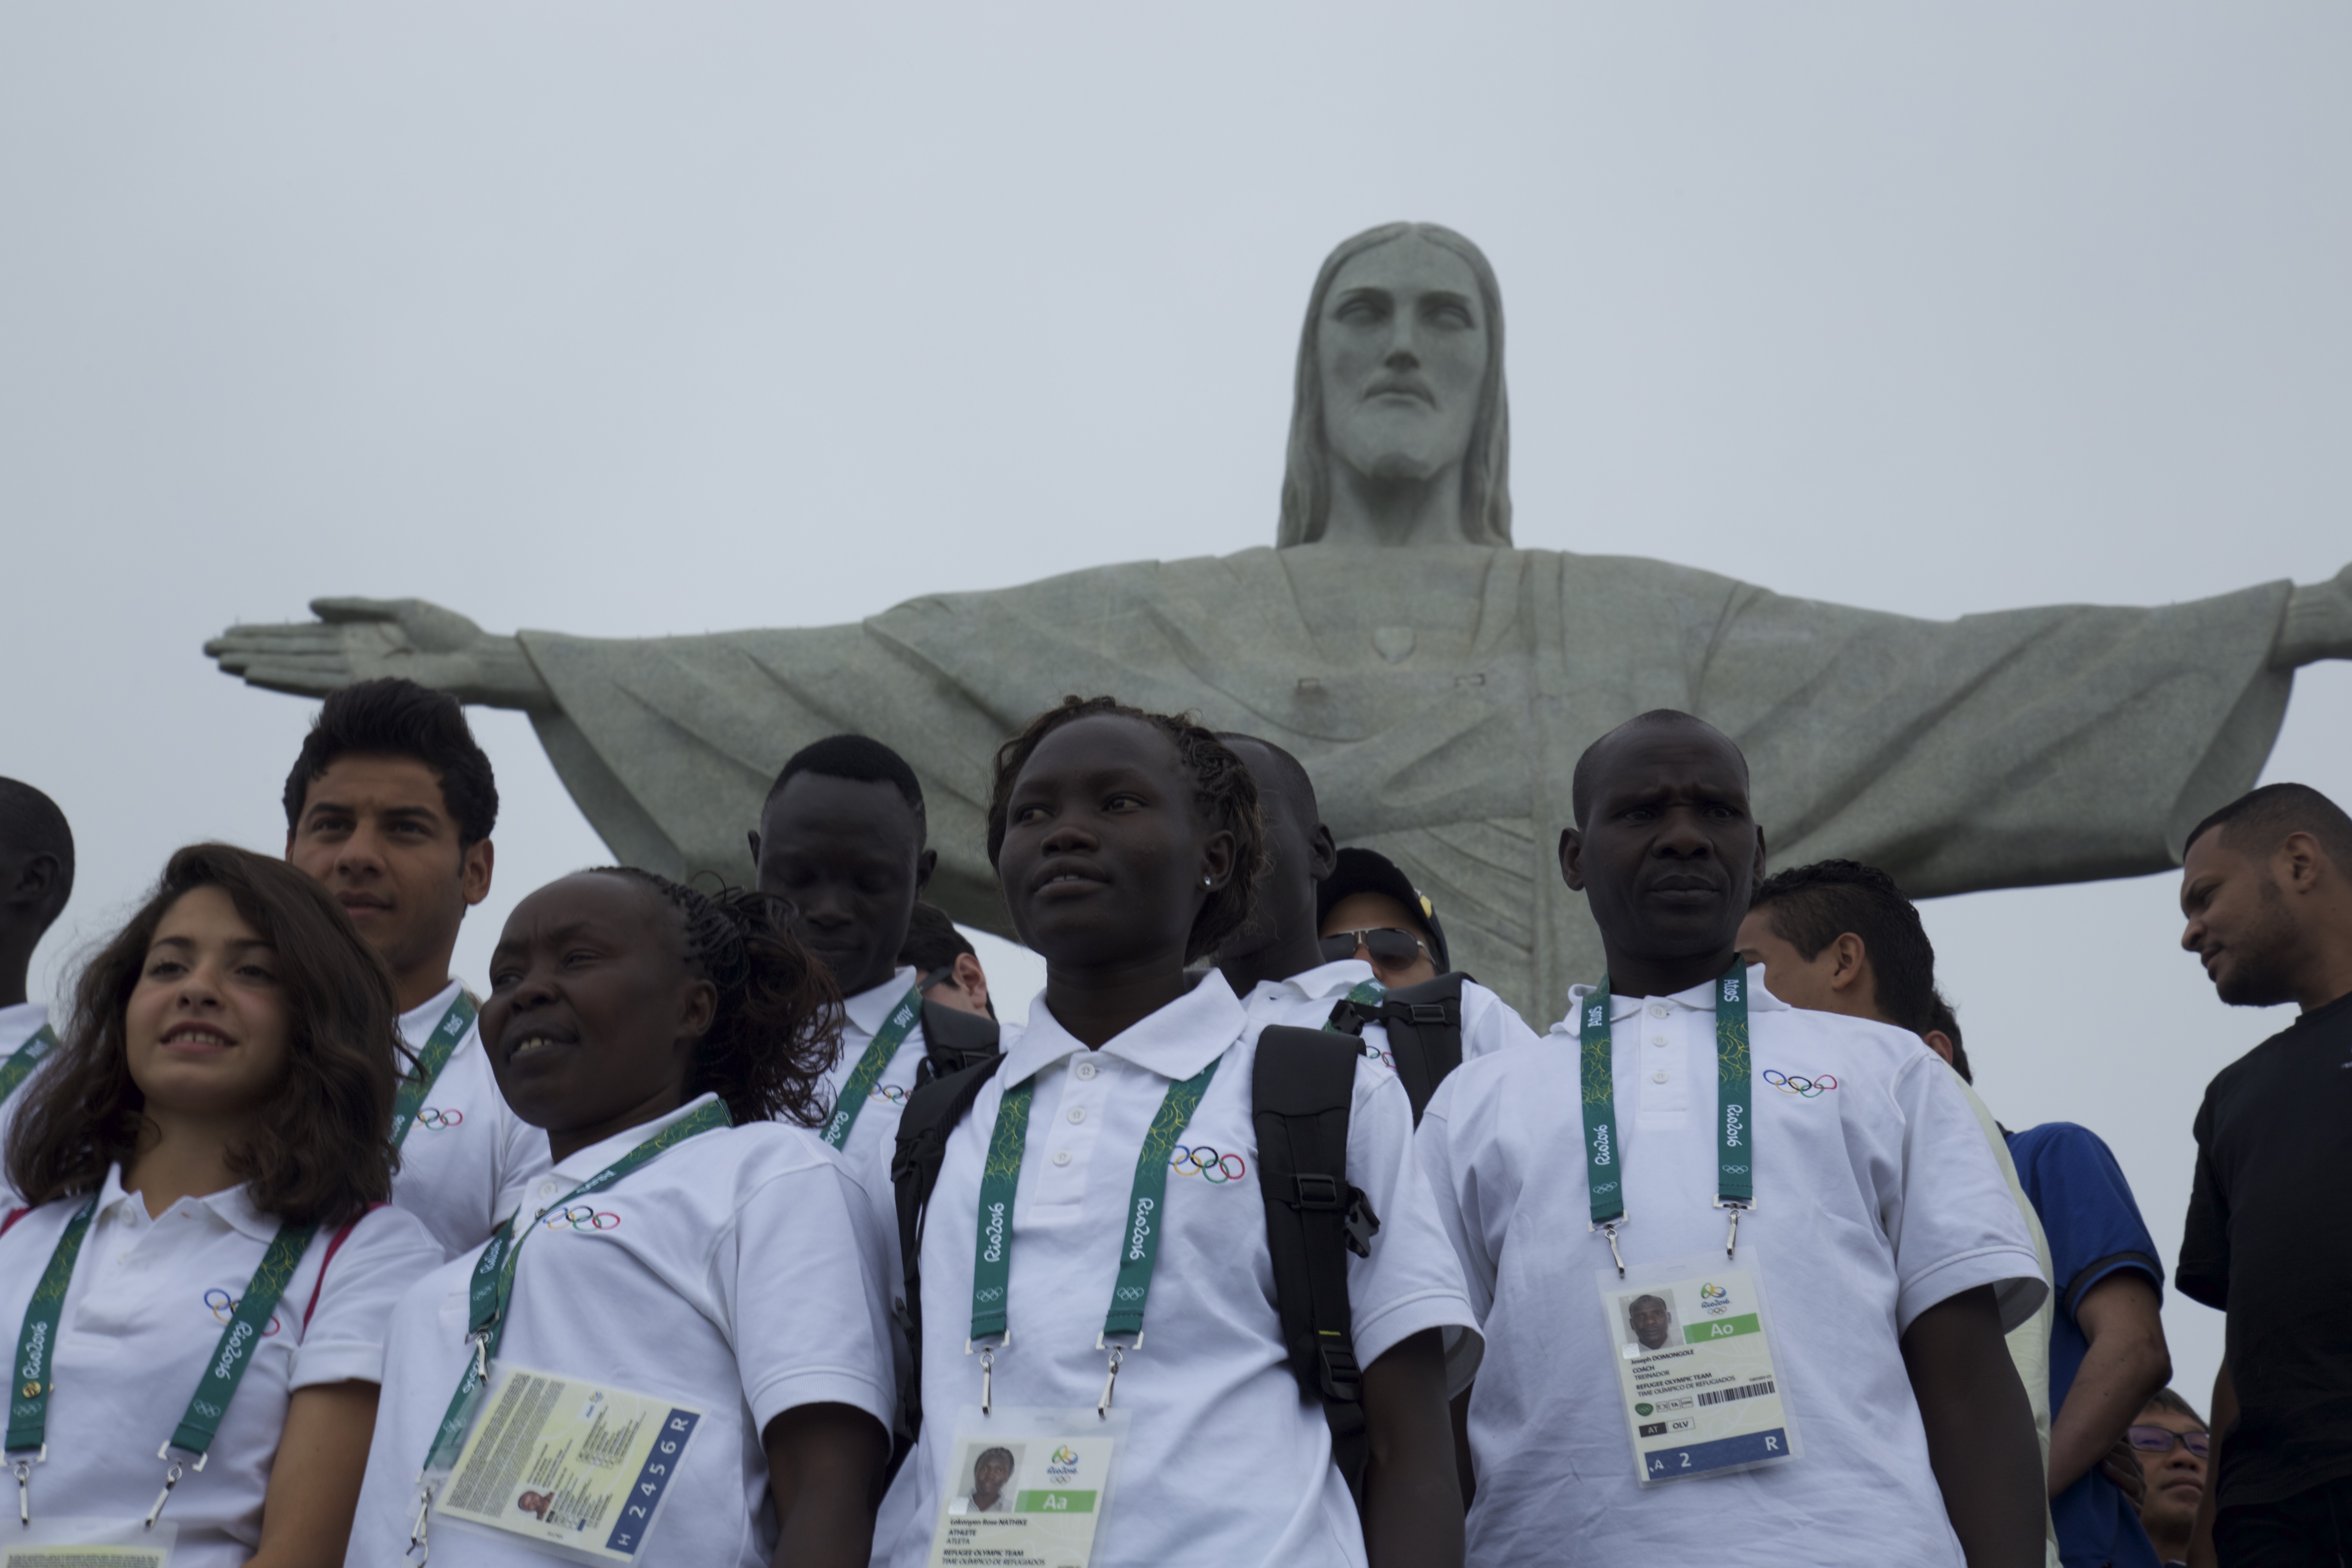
[[1293, 1173, 1342, 1210], [1407, 1003, 1449, 1025], [1342, 1187, 1381, 1258], [1317, 1342, 1363, 1402]]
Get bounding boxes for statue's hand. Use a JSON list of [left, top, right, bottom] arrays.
[[2272, 562, 2352, 670], [204, 597, 552, 710]]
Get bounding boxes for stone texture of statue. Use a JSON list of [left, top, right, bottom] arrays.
[[207, 223, 2352, 1026]]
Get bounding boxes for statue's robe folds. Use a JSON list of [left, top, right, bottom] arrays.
[[518, 546, 2293, 1026]]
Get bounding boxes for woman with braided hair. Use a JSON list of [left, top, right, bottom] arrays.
[[347, 868, 896, 1568]]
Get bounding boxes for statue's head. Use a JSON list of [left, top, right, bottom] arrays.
[[1278, 222, 1512, 547]]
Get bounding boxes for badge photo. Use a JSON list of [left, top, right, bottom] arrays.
[[1594, 1251, 1803, 1487], [927, 1406, 1130, 1568]]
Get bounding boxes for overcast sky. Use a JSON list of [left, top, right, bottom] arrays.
[[3, 3, 2346, 1407]]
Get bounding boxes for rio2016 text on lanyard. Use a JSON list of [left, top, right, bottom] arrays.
[[1577, 960, 1752, 1275]]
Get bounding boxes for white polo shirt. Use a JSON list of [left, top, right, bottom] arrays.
[[1416, 967, 2046, 1568], [815, 966, 931, 1156], [0, 1170, 439, 1568], [0, 999, 54, 1207], [1236, 959, 1544, 1067], [877, 972, 1479, 1568], [348, 1095, 897, 1568], [390, 980, 551, 1260]]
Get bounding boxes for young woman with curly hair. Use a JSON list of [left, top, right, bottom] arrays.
[[347, 868, 896, 1568], [0, 843, 442, 1566], [879, 696, 1476, 1568]]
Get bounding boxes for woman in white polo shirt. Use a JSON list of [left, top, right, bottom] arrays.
[[880, 696, 1476, 1568], [0, 843, 442, 1566], [348, 869, 897, 1568]]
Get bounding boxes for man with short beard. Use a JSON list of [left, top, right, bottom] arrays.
[[2175, 783, 2352, 1567]]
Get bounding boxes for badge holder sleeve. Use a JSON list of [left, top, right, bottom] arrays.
[[1592, 1246, 1805, 1488], [0, 1517, 177, 1566], [429, 1362, 707, 1567], [925, 1405, 1132, 1568]]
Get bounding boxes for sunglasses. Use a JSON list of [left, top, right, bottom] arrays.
[[1319, 927, 1432, 972], [2126, 1425, 2211, 1459]]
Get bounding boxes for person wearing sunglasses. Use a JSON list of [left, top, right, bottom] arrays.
[[1317, 847, 1449, 988], [2130, 1392, 2211, 1568], [1211, 744, 1540, 1118]]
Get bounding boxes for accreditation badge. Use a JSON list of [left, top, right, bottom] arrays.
[[925, 1406, 1129, 1568], [1596, 1251, 1802, 1486], [432, 1363, 704, 1564], [0, 1519, 176, 1566]]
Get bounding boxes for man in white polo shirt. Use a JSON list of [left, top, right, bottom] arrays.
[[1416, 709, 2049, 1567], [283, 677, 547, 1258], [1213, 735, 1540, 1099], [752, 735, 965, 1162], [0, 776, 73, 1206]]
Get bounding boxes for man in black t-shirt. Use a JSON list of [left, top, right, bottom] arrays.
[[2175, 783, 2352, 1567]]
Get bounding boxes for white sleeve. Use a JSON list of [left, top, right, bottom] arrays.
[[726, 1156, 899, 1437], [288, 1204, 446, 1389], [1459, 983, 1545, 1062], [1883, 1054, 2049, 1334], [1412, 1073, 1498, 1323], [1342, 1065, 1482, 1381]]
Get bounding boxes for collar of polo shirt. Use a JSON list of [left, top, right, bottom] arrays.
[[1256, 957, 1379, 1004], [542, 1090, 728, 1185], [1007, 971, 1247, 1086], [1559, 962, 1790, 1032], [843, 965, 921, 1039], [97, 1159, 278, 1243]]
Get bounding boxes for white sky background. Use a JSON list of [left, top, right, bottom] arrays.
[[3, 4, 2346, 1411]]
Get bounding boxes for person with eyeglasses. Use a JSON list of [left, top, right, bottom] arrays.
[[2129, 1391, 2211, 1568]]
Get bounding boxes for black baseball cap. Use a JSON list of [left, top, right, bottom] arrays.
[[1316, 847, 1450, 973]]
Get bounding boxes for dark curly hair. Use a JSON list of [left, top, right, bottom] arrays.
[[595, 869, 844, 1128], [6, 843, 403, 1225], [985, 696, 1268, 964]]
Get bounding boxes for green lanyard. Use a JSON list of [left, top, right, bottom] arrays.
[[0, 1023, 58, 1106], [966, 1058, 1219, 1416], [6, 1192, 313, 1526], [821, 986, 923, 1150], [410, 1096, 732, 1551], [391, 992, 479, 1149], [1577, 959, 1752, 1276]]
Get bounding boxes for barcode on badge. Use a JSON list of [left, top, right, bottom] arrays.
[[1696, 1380, 1776, 1408]]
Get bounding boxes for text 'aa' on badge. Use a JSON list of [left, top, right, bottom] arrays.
[[1595, 1253, 1802, 1487], [929, 1406, 1130, 1568]]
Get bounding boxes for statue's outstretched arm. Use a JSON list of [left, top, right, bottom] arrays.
[[204, 597, 553, 711], [2273, 562, 2352, 670]]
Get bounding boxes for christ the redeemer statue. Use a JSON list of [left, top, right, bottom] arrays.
[[207, 223, 2352, 1025]]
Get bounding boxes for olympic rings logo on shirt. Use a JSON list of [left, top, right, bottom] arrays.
[[542, 1206, 621, 1232], [869, 1085, 908, 1105], [1170, 1145, 1247, 1183], [1763, 1069, 1838, 1097], [416, 1107, 464, 1130], [1358, 1041, 1396, 1069], [202, 1287, 283, 1336]]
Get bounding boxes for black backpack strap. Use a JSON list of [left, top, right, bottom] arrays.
[[887, 1053, 1005, 1476], [1253, 1024, 1381, 1507], [916, 998, 1003, 1084], [1374, 973, 1468, 1124]]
